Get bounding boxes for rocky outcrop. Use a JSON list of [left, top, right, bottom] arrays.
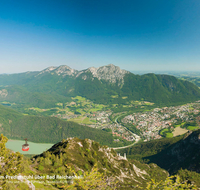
[[36, 64, 129, 86], [36, 66, 57, 76], [85, 64, 129, 86], [0, 89, 8, 97], [37, 65, 78, 77], [54, 65, 78, 76], [34, 137, 167, 188]]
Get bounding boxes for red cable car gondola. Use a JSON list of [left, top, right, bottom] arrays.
[[22, 138, 29, 151]]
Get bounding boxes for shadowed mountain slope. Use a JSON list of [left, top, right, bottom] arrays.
[[145, 129, 200, 174]]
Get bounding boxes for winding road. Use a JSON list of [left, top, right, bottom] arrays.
[[111, 113, 141, 150], [112, 139, 140, 150]]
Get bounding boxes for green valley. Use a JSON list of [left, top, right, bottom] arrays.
[[0, 65, 200, 190], [1, 65, 200, 149]]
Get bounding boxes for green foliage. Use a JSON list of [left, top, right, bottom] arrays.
[[116, 135, 184, 162], [145, 130, 200, 174], [177, 169, 200, 187], [57, 164, 117, 190], [38, 164, 44, 171], [178, 75, 200, 88], [0, 134, 23, 176], [2, 133, 200, 189], [102, 128, 112, 132], [0, 134, 32, 189], [121, 73, 200, 106], [0, 105, 117, 147], [159, 127, 173, 138], [1, 70, 200, 111], [84, 163, 89, 170], [74, 111, 81, 115], [119, 130, 200, 176], [145, 175, 197, 189], [181, 120, 198, 129], [0, 85, 69, 109]]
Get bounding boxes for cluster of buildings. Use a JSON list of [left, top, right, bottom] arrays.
[[110, 123, 137, 141], [53, 99, 200, 143], [89, 111, 112, 124], [122, 102, 200, 140]]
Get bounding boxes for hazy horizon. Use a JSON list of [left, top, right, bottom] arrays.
[[1, 64, 200, 75]]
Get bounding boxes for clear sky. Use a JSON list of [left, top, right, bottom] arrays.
[[0, 0, 200, 73]]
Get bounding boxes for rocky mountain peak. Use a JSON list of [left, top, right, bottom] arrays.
[[38, 66, 57, 74], [36, 64, 129, 84], [34, 137, 166, 188], [86, 64, 129, 85], [54, 65, 78, 76], [37, 65, 78, 77]]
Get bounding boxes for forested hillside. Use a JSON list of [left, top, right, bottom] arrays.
[[1, 134, 198, 189], [0, 65, 200, 109], [117, 130, 200, 174], [0, 105, 117, 147]]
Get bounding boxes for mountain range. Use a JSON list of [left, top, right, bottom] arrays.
[[0, 64, 200, 109], [0, 64, 200, 189]]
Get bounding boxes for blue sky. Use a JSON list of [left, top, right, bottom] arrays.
[[0, 0, 200, 73]]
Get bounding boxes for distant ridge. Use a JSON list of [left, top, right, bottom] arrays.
[[37, 65, 78, 77], [0, 64, 200, 107], [36, 64, 129, 85]]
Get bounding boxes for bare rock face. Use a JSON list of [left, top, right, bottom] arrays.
[[85, 64, 129, 86], [0, 89, 8, 97], [54, 65, 78, 76], [34, 137, 167, 188], [36, 64, 129, 86], [36, 66, 57, 76], [37, 65, 78, 77]]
